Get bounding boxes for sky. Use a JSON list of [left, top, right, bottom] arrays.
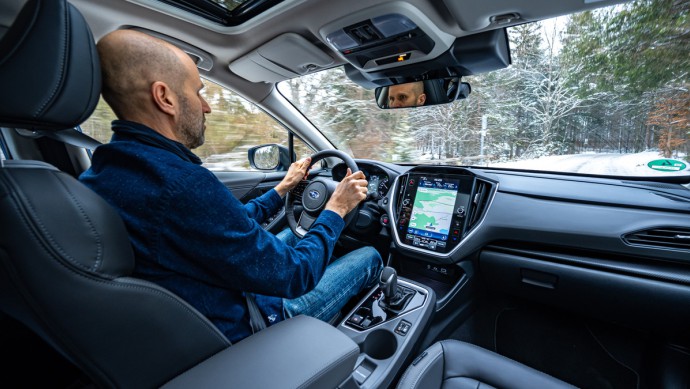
[[538, 15, 569, 53]]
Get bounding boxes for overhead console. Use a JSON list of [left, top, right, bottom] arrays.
[[344, 27, 511, 89], [325, 14, 435, 69], [319, 2, 511, 89], [387, 167, 496, 259], [319, 2, 455, 73]]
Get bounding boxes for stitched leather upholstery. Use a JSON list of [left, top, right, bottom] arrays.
[[0, 1, 230, 388], [397, 340, 577, 389], [0, 0, 100, 130]]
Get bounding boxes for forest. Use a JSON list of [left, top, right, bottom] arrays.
[[279, 0, 689, 166], [82, 0, 689, 170]]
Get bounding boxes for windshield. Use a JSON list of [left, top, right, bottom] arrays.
[[278, 0, 689, 178]]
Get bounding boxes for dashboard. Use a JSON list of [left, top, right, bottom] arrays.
[[332, 162, 496, 258], [329, 159, 690, 351], [331, 160, 690, 267]]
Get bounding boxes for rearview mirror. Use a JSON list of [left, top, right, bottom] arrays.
[[374, 78, 470, 109]]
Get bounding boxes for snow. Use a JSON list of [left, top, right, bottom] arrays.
[[488, 151, 689, 177]]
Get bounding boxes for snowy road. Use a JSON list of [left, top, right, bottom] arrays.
[[489, 152, 689, 177]]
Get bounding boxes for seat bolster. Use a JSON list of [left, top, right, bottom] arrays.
[[396, 341, 445, 389], [397, 340, 577, 389], [439, 340, 576, 388]]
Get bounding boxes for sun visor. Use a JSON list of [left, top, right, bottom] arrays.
[[229, 33, 334, 83]]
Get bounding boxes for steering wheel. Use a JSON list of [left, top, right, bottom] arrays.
[[286, 150, 360, 238]]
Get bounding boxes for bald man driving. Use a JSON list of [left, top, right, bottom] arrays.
[[80, 29, 382, 343]]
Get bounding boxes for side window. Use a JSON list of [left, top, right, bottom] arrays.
[[80, 98, 117, 144], [81, 79, 312, 171], [197, 80, 312, 171]]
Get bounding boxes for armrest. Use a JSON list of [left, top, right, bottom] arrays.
[[162, 315, 359, 389]]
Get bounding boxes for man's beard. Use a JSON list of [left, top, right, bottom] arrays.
[[177, 94, 205, 149]]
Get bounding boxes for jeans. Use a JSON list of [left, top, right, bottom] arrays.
[[277, 228, 383, 322]]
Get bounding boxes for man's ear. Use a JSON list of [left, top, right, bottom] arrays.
[[418, 93, 427, 106], [151, 81, 177, 116]]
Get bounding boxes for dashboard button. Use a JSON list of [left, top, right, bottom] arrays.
[[451, 229, 461, 242], [380, 215, 389, 226], [348, 314, 364, 325], [395, 320, 412, 336]]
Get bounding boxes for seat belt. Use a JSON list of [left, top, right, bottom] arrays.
[[41, 128, 102, 150], [16, 127, 102, 150], [245, 293, 267, 333]]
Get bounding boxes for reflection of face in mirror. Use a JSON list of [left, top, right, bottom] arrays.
[[388, 81, 426, 108]]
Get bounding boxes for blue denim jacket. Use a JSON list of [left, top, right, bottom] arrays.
[[80, 120, 344, 343]]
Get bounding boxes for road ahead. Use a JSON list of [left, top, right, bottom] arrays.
[[489, 152, 689, 177]]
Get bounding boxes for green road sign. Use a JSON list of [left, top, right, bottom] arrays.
[[647, 159, 687, 172]]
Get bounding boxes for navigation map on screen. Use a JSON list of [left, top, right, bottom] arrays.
[[407, 177, 458, 241]]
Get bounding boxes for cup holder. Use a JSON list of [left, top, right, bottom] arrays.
[[362, 329, 397, 360]]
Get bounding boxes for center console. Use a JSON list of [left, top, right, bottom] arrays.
[[335, 167, 495, 388], [337, 270, 435, 389]]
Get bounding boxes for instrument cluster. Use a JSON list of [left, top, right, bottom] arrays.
[[331, 163, 392, 200]]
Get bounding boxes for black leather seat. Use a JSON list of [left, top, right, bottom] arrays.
[[397, 340, 577, 389], [0, 2, 361, 388], [0, 1, 231, 387]]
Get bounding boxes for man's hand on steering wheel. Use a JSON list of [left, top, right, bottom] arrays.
[[324, 169, 368, 218], [284, 150, 364, 238], [275, 157, 312, 197]]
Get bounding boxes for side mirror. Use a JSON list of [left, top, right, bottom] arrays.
[[375, 78, 471, 109], [248, 144, 294, 171]]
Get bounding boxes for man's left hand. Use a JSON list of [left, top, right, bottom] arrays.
[[275, 157, 312, 197]]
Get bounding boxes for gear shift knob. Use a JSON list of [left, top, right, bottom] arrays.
[[379, 266, 398, 300]]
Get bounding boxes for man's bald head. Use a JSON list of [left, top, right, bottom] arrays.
[[97, 29, 189, 120]]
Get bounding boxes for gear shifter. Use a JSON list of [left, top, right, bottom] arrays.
[[379, 266, 398, 302], [378, 266, 415, 313]]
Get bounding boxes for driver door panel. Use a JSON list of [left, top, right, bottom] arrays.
[[214, 171, 288, 233]]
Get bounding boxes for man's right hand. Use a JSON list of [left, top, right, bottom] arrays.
[[325, 169, 368, 219]]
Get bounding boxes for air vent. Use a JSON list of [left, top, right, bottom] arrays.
[[466, 179, 493, 233], [623, 227, 690, 251]]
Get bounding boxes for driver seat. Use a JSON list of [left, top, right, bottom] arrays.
[[0, 0, 231, 387]]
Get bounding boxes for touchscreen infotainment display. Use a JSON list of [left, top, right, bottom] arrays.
[[397, 173, 474, 253], [407, 176, 459, 242]]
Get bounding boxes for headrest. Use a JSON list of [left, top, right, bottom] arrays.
[[423, 79, 445, 105], [0, 0, 100, 130]]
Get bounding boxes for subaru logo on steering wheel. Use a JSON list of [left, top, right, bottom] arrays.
[[308, 190, 320, 199]]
